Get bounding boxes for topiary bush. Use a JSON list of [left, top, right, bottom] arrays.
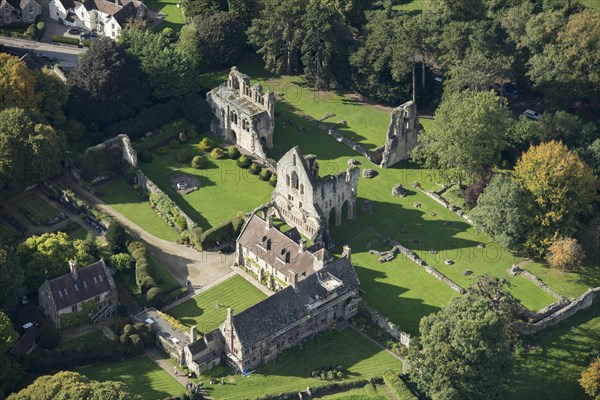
[[139, 150, 153, 163], [249, 163, 261, 175], [176, 149, 191, 163], [199, 137, 215, 152], [156, 146, 168, 155], [237, 154, 252, 168], [169, 139, 180, 149], [227, 145, 240, 159], [146, 287, 164, 307], [269, 173, 278, 187], [259, 169, 272, 181], [178, 132, 188, 143], [210, 148, 226, 160], [191, 155, 203, 169]]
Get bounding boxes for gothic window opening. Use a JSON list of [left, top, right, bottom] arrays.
[[291, 172, 298, 190]]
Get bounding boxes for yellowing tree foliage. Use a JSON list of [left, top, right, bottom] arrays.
[[0, 54, 39, 110], [580, 357, 600, 400], [513, 141, 598, 254], [546, 237, 585, 272]]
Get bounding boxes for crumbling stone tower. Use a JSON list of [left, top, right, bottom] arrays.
[[380, 100, 419, 168], [272, 146, 359, 247], [206, 67, 275, 161]]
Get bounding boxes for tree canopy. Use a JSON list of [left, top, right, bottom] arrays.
[[7, 371, 142, 400], [0, 248, 24, 313], [0, 54, 38, 111], [193, 12, 246, 68]]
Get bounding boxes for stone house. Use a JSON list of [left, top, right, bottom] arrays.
[[219, 254, 360, 373], [49, 0, 145, 38], [272, 146, 359, 247], [236, 211, 327, 290], [0, 0, 41, 26], [38, 260, 118, 329], [206, 67, 275, 161]]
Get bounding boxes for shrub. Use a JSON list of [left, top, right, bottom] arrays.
[[249, 163, 261, 175], [139, 150, 153, 163], [123, 324, 134, 336], [146, 287, 164, 307], [169, 139, 180, 149], [237, 155, 252, 168], [227, 145, 240, 159], [25, 24, 37, 39], [141, 276, 157, 293], [156, 146, 168, 155], [36, 21, 44, 31], [178, 132, 188, 143], [269, 173, 278, 187], [191, 155, 203, 169], [210, 147, 225, 160], [464, 180, 487, 208], [201, 221, 233, 249], [129, 334, 144, 351], [383, 371, 416, 400], [176, 149, 191, 163], [547, 237, 585, 272], [259, 169, 272, 181], [40, 325, 60, 349], [51, 35, 79, 45], [174, 214, 187, 230], [199, 137, 214, 152], [82, 39, 92, 47], [187, 130, 197, 140], [109, 253, 134, 271]]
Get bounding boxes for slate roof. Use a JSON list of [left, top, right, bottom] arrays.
[[230, 257, 359, 347], [3, 0, 36, 10], [238, 213, 320, 279], [59, 0, 143, 23], [187, 337, 207, 354], [44, 260, 112, 310]]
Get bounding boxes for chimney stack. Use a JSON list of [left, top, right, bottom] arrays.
[[69, 260, 78, 280], [299, 239, 307, 252], [227, 307, 234, 320], [289, 270, 298, 289], [190, 326, 198, 342], [342, 245, 352, 263]]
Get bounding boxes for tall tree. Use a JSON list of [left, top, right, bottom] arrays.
[[445, 48, 512, 94], [472, 174, 532, 250], [408, 275, 515, 400], [580, 357, 600, 400], [180, 0, 225, 19], [412, 90, 511, 183], [0, 54, 38, 111], [227, 0, 260, 26], [0, 248, 24, 313], [194, 12, 246, 68], [7, 371, 142, 400], [67, 38, 146, 128], [546, 237, 585, 272], [513, 141, 598, 254], [301, 0, 351, 89], [247, 0, 307, 75], [176, 23, 202, 69], [0, 309, 22, 398], [34, 69, 67, 125]]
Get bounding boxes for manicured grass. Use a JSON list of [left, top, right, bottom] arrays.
[[316, 383, 392, 399], [522, 261, 600, 300], [77, 356, 184, 400], [149, 254, 180, 293], [20, 193, 61, 225], [144, 0, 185, 32], [206, 329, 402, 400], [97, 179, 180, 242], [135, 119, 191, 153], [139, 134, 273, 230], [510, 306, 600, 400], [169, 275, 266, 334], [60, 330, 108, 350]]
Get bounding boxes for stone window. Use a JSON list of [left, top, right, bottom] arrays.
[[291, 172, 298, 190], [72, 305, 78, 312], [286, 175, 290, 187], [292, 154, 296, 166], [300, 184, 304, 195]]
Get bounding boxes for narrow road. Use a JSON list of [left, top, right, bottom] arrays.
[[53, 176, 233, 291], [0, 36, 82, 64]]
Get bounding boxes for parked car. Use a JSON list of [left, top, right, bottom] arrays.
[[523, 109, 542, 120], [80, 31, 96, 38], [501, 83, 520, 96], [37, 53, 52, 60], [67, 28, 82, 35]]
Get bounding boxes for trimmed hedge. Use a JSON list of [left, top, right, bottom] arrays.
[[191, 155, 203, 169], [269, 173, 278, 187], [259, 169, 272, 181], [199, 137, 214, 152], [249, 163, 262, 175], [200, 215, 245, 249], [210, 147, 226, 160], [383, 371, 416, 400], [52, 34, 79, 45], [227, 145, 240, 159], [237, 154, 252, 168]]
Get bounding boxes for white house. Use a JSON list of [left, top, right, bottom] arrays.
[[0, 0, 41, 26], [49, 0, 145, 38]]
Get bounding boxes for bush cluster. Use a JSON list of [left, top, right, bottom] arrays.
[[127, 241, 163, 306], [118, 322, 154, 351], [237, 154, 252, 168], [210, 147, 226, 160], [199, 137, 215, 152], [227, 145, 240, 159], [310, 365, 347, 381], [249, 163, 262, 175], [149, 192, 188, 232], [51, 34, 79, 45]]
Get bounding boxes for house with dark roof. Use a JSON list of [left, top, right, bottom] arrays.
[[38, 260, 118, 328], [0, 0, 41, 26], [49, 0, 145, 38], [219, 253, 360, 372], [236, 211, 328, 291]]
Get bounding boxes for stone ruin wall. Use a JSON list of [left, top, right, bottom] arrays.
[[313, 167, 360, 229], [85, 134, 138, 167]]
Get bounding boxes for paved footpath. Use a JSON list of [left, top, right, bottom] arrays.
[[53, 175, 233, 290]]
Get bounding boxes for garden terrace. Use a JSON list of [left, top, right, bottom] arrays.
[[76, 355, 184, 400], [18, 193, 63, 226], [144, 0, 185, 32]]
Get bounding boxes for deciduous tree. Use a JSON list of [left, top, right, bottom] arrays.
[[0, 54, 38, 110], [34, 69, 67, 125], [194, 12, 246, 68], [0, 248, 24, 313], [546, 237, 585, 272], [580, 357, 600, 400]]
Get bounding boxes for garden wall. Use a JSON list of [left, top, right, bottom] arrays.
[[412, 182, 473, 225], [363, 304, 412, 348], [134, 170, 196, 231], [516, 287, 600, 335]]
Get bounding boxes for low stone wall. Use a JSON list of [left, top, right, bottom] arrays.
[[515, 287, 600, 335], [412, 182, 473, 226], [135, 170, 196, 231], [85, 134, 138, 167], [362, 304, 412, 348], [521, 269, 565, 300]]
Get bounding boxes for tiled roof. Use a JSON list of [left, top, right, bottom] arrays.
[[44, 260, 112, 310], [230, 257, 359, 347], [238, 213, 320, 279]]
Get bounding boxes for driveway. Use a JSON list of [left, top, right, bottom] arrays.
[[54, 175, 234, 290]]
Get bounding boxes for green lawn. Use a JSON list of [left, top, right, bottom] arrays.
[[19, 193, 61, 225], [145, 0, 185, 32], [77, 356, 184, 400], [60, 330, 108, 350], [169, 275, 266, 334], [97, 179, 180, 242], [135, 119, 191, 153], [316, 383, 392, 399], [510, 306, 600, 400], [206, 329, 403, 400], [139, 134, 273, 230], [149, 253, 181, 293]]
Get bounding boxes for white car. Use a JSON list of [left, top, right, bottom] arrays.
[[524, 109, 542, 120]]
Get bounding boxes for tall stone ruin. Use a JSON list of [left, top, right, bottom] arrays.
[[378, 100, 420, 168]]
